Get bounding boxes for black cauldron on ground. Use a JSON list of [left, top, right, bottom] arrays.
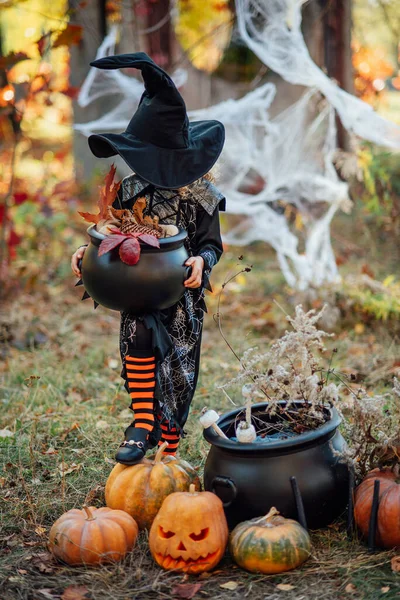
[[81, 225, 190, 313], [203, 402, 350, 530]]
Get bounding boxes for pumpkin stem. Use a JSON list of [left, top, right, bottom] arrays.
[[189, 484, 196, 494], [251, 507, 281, 525], [265, 507, 280, 520], [154, 441, 169, 462], [82, 505, 95, 521]]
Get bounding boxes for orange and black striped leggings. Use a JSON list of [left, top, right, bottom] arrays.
[[124, 321, 180, 455]]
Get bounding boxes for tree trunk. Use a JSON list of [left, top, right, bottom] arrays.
[[321, 0, 353, 149], [69, 0, 108, 180], [145, 0, 172, 70]]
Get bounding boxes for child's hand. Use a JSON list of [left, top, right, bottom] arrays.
[[71, 246, 87, 278], [184, 256, 204, 289]]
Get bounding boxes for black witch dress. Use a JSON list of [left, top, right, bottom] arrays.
[[115, 173, 225, 440]]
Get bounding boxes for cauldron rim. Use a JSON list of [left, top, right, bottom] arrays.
[[87, 224, 188, 250], [203, 401, 341, 452]]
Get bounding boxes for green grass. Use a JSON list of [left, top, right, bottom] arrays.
[[2, 240, 400, 600]]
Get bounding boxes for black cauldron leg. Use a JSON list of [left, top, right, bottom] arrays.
[[93, 301, 99, 309], [290, 476, 308, 531], [368, 479, 380, 553], [347, 467, 355, 539], [75, 278, 83, 287], [81, 290, 90, 301]]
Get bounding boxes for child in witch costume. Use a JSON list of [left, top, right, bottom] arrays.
[[71, 53, 225, 465]]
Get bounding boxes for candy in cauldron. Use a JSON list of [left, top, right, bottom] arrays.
[[81, 225, 190, 313]]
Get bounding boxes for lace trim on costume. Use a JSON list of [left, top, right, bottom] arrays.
[[189, 178, 226, 215], [121, 174, 225, 217]]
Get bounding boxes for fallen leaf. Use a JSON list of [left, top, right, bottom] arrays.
[[61, 585, 90, 600], [119, 237, 140, 265], [276, 583, 295, 591], [43, 447, 58, 455], [98, 234, 126, 257], [78, 164, 120, 224], [24, 374, 41, 387], [172, 582, 202, 599], [59, 422, 80, 442], [35, 526, 46, 536], [84, 484, 104, 505], [345, 583, 357, 594], [391, 556, 400, 572], [381, 587, 390, 594], [23, 540, 43, 547], [219, 582, 238, 590], [198, 572, 212, 580], [58, 462, 82, 476], [133, 197, 146, 223], [95, 420, 110, 430], [32, 553, 55, 574], [17, 569, 28, 574]]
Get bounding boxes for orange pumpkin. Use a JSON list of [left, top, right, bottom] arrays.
[[48, 505, 138, 565], [229, 507, 311, 574], [105, 442, 201, 530], [149, 483, 228, 574], [354, 468, 400, 548]]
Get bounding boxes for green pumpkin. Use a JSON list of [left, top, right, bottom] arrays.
[[229, 507, 311, 574]]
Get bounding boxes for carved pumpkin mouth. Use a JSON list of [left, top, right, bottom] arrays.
[[155, 550, 219, 570]]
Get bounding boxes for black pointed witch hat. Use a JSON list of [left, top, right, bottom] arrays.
[[87, 52, 225, 189]]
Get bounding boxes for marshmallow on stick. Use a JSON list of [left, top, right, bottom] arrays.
[[200, 409, 228, 439]]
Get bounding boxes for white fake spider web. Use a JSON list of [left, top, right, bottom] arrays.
[[75, 1, 400, 289]]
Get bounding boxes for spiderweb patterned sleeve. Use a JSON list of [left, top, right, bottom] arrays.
[[195, 205, 223, 292]]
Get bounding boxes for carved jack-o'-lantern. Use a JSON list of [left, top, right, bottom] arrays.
[[149, 484, 229, 574]]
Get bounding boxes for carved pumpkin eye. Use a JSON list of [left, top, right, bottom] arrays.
[[159, 526, 175, 539], [189, 528, 209, 541]]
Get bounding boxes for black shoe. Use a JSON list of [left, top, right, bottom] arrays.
[[115, 426, 149, 465]]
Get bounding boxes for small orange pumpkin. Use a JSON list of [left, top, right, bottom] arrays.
[[149, 483, 229, 574], [48, 505, 138, 565], [229, 507, 311, 574], [105, 442, 201, 530], [354, 468, 400, 548]]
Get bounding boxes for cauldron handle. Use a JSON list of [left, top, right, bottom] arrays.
[[183, 265, 192, 281], [211, 476, 237, 508]]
